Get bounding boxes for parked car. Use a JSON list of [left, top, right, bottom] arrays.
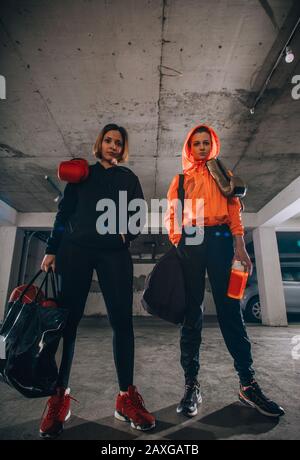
[[240, 262, 300, 322]]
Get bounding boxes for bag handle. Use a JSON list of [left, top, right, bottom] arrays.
[[45, 269, 59, 300], [18, 269, 44, 303], [176, 174, 185, 229], [19, 268, 54, 304], [33, 271, 49, 303]]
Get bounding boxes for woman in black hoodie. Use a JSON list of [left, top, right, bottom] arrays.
[[39, 124, 155, 438]]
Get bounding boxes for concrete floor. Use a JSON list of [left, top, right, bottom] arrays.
[[0, 317, 300, 441]]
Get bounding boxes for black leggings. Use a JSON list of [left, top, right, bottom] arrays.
[[176, 224, 255, 386], [53, 239, 134, 391]]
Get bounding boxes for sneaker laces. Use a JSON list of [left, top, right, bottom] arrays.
[[41, 391, 78, 423], [183, 381, 199, 398], [250, 381, 272, 403], [122, 394, 146, 423], [41, 395, 61, 422], [241, 381, 272, 406], [58, 393, 78, 418], [131, 390, 146, 411]]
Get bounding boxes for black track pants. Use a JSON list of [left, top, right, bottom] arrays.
[[176, 224, 255, 386], [53, 239, 134, 391]]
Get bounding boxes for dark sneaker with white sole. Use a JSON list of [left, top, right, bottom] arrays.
[[177, 380, 202, 417], [239, 381, 285, 418]]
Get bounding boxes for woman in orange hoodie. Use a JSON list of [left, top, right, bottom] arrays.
[[165, 124, 284, 419]]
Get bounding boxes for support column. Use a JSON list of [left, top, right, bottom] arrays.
[[0, 226, 18, 322], [252, 227, 288, 326]]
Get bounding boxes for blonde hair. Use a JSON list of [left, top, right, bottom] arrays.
[[93, 124, 129, 163]]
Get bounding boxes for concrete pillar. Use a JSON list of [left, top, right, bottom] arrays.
[[252, 227, 288, 326], [0, 226, 18, 322]]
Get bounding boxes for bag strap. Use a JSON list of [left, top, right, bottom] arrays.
[[176, 174, 185, 228], [33, 272, 49, 302], [44, 269, 59, 300], [18, 269, 44, 303], [19, 268, 57, 304], [206, 158, 230, 184], [216, 158, 231, 182]]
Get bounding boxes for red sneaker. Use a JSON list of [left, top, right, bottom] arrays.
[[39, 387, 77, 439], [115, 385, 155, 431]]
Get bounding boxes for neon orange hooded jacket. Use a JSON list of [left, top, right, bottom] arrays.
[[164, 124, 244, 246]]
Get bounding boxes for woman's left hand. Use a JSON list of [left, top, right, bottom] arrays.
[[120, 233, 126, 243], [233, 246, 253, 276]]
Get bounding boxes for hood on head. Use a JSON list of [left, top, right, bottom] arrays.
[[182, 124, 220, 173]]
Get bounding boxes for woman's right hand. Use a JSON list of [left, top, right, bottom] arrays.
[[41, 254, 56, 272]]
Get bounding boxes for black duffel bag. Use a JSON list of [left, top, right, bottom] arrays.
[[141, 246, 186, 324], [0, 268, 69, 398], [141, 174, 186, 325]]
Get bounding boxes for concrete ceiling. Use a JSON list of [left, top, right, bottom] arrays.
[[0, 0, 300, 213]]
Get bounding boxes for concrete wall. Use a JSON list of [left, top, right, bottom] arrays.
[[0, 226, 23, 319]]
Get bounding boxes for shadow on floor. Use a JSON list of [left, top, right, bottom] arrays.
[[167, 403, 279, 440], [0, 401, 280, 441]]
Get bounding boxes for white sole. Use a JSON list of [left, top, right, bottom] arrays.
[[114, 410, 155, 431], [64, 410, 71, 422], [177, 393, 202, 416]]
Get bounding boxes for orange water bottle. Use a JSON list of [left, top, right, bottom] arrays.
[[227, 260, 249, 299]]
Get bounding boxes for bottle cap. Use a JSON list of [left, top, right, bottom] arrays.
[[232, 260, 244, 270]]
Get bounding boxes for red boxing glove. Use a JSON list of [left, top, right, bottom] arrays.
[[9, 284, 45, 305], [41, 299, 58, 308], [58, 158, 89, 183]]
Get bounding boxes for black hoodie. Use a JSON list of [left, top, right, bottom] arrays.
[[45, 161, 144, 255]]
